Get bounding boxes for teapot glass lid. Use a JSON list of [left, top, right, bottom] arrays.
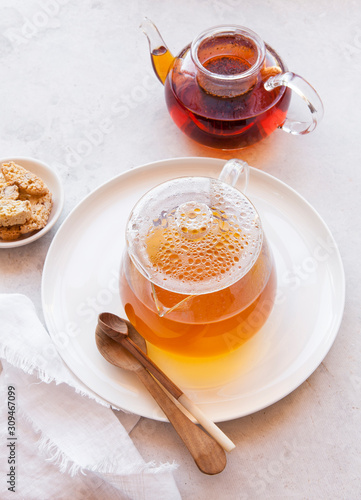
[[126, 176, 263, 294]]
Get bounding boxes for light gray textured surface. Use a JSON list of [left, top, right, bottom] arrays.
[[0, 1, 360, 498]]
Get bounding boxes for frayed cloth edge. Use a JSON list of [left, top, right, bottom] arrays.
[[19, 409, 178, 477], [0, 345, 121, 409]]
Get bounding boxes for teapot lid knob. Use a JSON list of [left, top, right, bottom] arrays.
[[175, 201, 213, 240]]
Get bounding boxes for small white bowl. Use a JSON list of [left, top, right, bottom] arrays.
[[0, 156, 64, 248]]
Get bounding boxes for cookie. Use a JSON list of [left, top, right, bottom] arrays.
[[19, 192, 53, 234], [0, 199, 32, 227], [0, 182, 19, 201], [0, 225, 22, 241], [0, 162, 53, 241], [1, 161, 49, 196]]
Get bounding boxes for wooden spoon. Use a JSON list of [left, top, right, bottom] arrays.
[[97, 312, 235, 452], [95, 325, 227, 475]]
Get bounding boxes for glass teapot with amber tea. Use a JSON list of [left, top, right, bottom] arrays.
[[120, 159, 276, 359], [141, 19, 323, 149]]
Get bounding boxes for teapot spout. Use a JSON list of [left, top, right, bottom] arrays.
[[140, 18, 175, 84]]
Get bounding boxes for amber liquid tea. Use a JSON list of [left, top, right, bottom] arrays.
[[120, 206, 276, 357]]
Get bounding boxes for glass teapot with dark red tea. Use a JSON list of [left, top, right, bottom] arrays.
[[141, 19, 323, 149]]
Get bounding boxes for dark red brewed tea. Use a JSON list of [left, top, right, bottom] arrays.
[[152, 41, 291, 149]]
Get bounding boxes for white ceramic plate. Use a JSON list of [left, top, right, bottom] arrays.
[[42, 157, 345, 422], [0, 156, 64, 248]]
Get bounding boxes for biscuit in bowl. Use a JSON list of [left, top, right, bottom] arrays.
[[0, 161, 53, 241], [0, 182, 19, 200], [2, 161, 49, 196], [0, 199, 32, 227], [19, 192, 53, 234]]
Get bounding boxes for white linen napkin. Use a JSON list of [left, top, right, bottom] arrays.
[[0, 294, 181, 500]]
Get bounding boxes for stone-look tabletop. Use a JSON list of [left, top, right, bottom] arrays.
[[0, 1, 360, 499]]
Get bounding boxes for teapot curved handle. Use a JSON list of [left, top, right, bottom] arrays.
[[218, 159, 249, 193], [264, 72, 324, 135]]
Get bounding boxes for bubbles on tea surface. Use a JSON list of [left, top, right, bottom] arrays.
[[126, 176, 263, 294], [144, 191, 262, 293]]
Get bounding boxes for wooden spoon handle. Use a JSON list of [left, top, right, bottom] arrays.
[[121, 337, 183, 399], [135, 366, 226, 475], [178, 394, 235, 452]]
